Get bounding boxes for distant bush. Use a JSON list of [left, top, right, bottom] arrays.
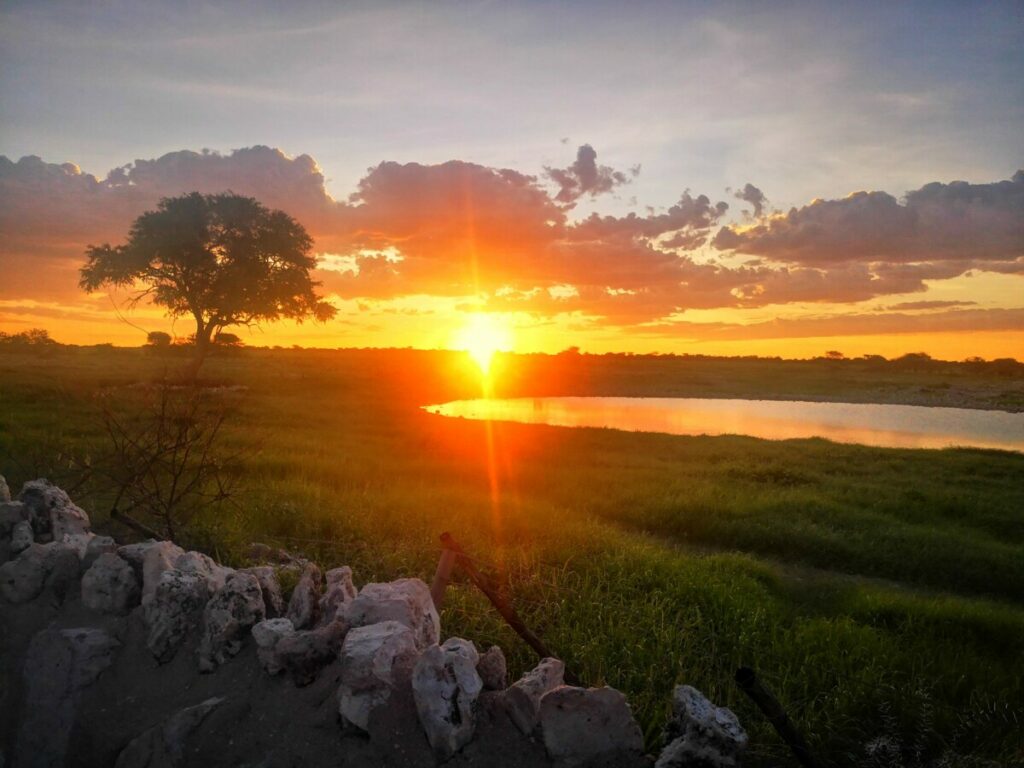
[[0, 328, 58, 348]]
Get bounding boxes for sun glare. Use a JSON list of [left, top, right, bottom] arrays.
[[453, 313, 513, 375]]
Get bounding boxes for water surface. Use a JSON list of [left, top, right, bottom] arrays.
[[424, 397, 1024, 451]]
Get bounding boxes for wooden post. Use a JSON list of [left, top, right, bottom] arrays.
[[430, 542, 458, 610], [735, 667, 819, 768], [439, 532, 582, 686]]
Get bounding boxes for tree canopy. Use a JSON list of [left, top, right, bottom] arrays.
[[80, 192, 336, 370]]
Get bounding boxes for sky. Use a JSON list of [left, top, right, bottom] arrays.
[[1, 0, 1022, 359]]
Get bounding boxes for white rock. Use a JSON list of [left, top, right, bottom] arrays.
[[83, 535, 118, 570], [656, 685, 747, 768], [343, 578, 440, 649], [198, 571, 266, 671], [116, 539, 160, 576], [478, 645, 508, 690], [60, 531, 96, 560], [18, 478, 91, 541], [318, 565, 356, 625], [144, 570, 213, 662], [337, 620, 418, 732], [81, 552, 140, 615], [506, 657, 565, 735], [114, 696, 224, 768], [11, 520, 33, 553], [175, 550, 233, 592], [1, 500, 27, 536], [286, 561, 322, 629], [0, 474, 9, 502], [0, 541, 79, 603], [273, 620, 349, 686], [539, 686, 644, 767], [252, 617, 296, 673], [413, 638, 483, 760], [140, 541, 185, 606], [241, 565, 285, 617]]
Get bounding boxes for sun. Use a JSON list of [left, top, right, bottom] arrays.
[[453, 313, 513, 375]]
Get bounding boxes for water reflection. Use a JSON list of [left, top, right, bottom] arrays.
[[424, 397, 1024, 452]]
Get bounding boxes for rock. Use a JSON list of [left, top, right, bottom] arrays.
[[273, 619, 348, 686], [343, 577, 440, 649], [505, 657, 565, 735], [175, 550, 232, 592], [81, 552, 140, 615], [286, 561, 322, 629], [539, 686, 644, 766], [59, 531, 96, 560], [655, 685, 747, 768], [198, 572, 266, 671], [252, 617, 296, 674], [18, 478, 91, 542], [116, 539, 160, 577], [0, 473, 9, 502], [83, 534, 118, 570], [248, 541, 300, 565], [114, 696, 225, 768], [13, 627, 119, 768], [1, 500, 27, 536], [0, 541, 79, 603], [318, 565, 356, 625], [337, 620, 419, 732], [478, 645, 508, 690], [412, 638, 484, 760], [144, 570, 214, 662], [241, 565, 285, 617], [11, 520, 33, 553], [140, 541, 185, 606]]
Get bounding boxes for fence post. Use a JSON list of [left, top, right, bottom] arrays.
[[735, 667, 819, 768], [430, 537, 459, 610]]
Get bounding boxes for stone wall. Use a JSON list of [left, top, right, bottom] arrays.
[[0, 477, 748, 767]]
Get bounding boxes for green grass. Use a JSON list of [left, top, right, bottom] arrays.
[[1, 346, 1022, 766]]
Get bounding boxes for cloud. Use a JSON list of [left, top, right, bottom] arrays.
[[544, 144, 637, 204], [733, 182, 767, 218], [885, 300, 976, 310], [714, 171, 1024, 269]]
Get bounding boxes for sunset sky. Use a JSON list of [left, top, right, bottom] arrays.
[[1, 1, 1022, 359]]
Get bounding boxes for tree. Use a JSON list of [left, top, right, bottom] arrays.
[[824, 350, 845, 360], [80, 192, 336, 376], [146, 331, 172, 348]]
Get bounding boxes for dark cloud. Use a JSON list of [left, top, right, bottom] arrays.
[[544, 144, 637, 204], [714, 171, 1024, 268], [733, 183, 767, 218], [886, 300, 977, 310]]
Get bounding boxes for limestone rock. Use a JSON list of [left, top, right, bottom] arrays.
[[144, 570, 213, 662], [248, 541, 301, 565], [241, 565, 285, 617], [141, 541, 185, 606], [175, 550, 232, 592], [478, 645, 508, 690], [11, 520, 33, 553], [343, 577, 439, 649], [19, 478, 91, 542], [59, 531, 96, 560], [337, 620, 418, 732], [412, 638, 484, 760], [116, 539, 160, 577], [81, 552, 140, 615], [273, 619, 348, 686], [655, 685, 747, 768], [14, 627, 119, 768], [318, 565, 356, 625], [286, 561, 322, 629], [506, 657, 565, 735], [0, 541, 79, 603], [83, 534, 118, 571], [1, 500, 27, 537], [0, 473, 9, 502], [114, 696, 225, 768], [539, 686, 644, 766], [252, 617, 296, 674], [198, 571, 266, 671]]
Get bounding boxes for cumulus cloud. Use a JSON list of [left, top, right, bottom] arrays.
[[714, 171, 1024, 268], [733, 182, 767, 218], [544, 144, 637, 204], [1, 147, 1020, 330]]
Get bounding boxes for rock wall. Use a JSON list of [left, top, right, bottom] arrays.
[[0, 477, 748, 768]]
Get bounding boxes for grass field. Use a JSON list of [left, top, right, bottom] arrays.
[[1, 346, 1022, 766]]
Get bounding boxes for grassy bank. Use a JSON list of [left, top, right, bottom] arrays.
[[1, 346, 1022, 766]]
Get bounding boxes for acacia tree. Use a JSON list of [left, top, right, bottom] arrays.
[[80, 192, 336, 376]]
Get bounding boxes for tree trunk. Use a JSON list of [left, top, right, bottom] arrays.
[[183, 319, 213, 382]]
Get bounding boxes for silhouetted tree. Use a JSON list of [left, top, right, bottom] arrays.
[[146, 331, 172, 348], [80, 192, 336, 377], [824, 350, 845, 360]]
